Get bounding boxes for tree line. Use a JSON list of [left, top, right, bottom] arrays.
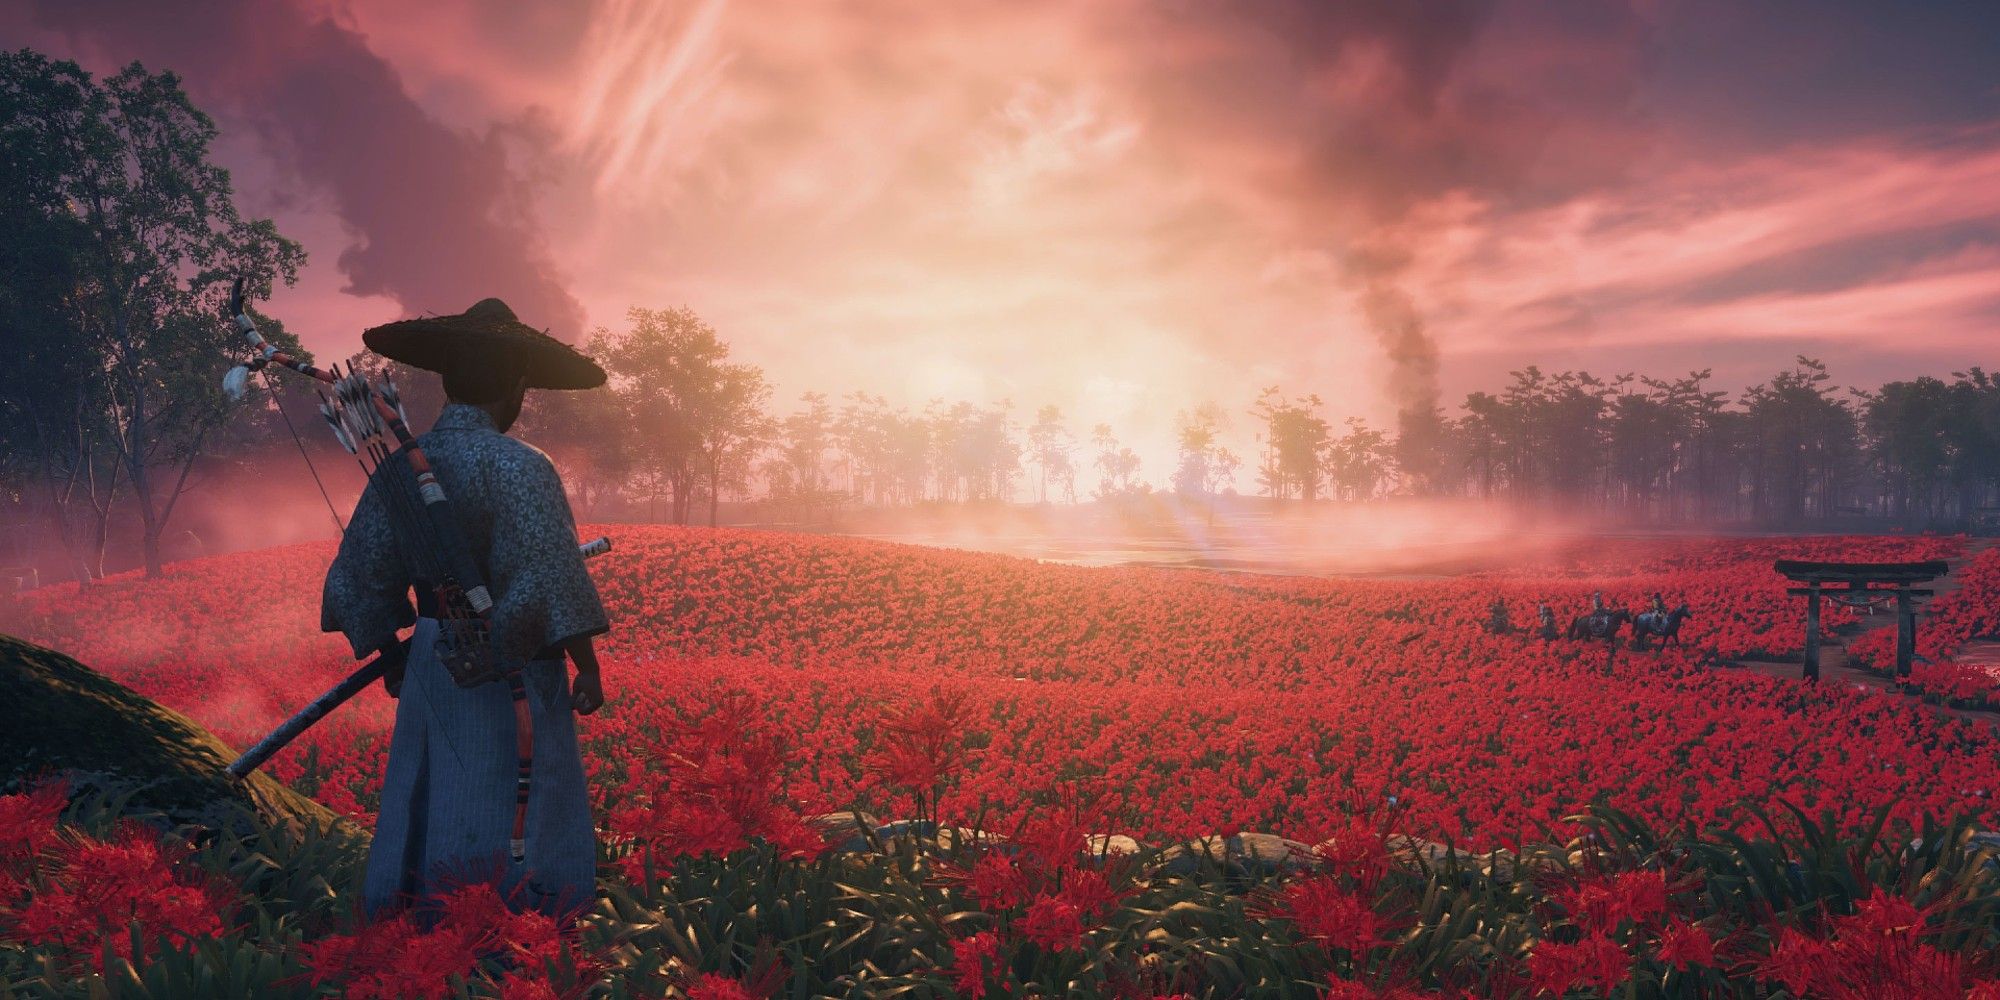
[[5, 51, 1998, 587], [1246, 361, 2000, 524], [500, 308, 2000, 533]]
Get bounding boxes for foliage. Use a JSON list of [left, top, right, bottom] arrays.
[[0, 48, 305, 577]]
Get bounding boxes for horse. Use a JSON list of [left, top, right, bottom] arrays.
[[1567, 607, 1631, 642], [1630, 604, 1693, 651]]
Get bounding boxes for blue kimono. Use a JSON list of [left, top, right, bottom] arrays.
[[322, 402, 609, 916]]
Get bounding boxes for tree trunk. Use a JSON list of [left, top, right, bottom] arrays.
[[708, 452, 721, 527], [87, 504, 111, 581], [128, 453, 163, 577], [140, 528, 163, 578]]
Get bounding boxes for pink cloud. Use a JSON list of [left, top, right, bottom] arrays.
[[10, 0, 1997, 486]]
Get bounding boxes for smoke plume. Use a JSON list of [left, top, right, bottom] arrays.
[[1110, 0, 1651, 419]]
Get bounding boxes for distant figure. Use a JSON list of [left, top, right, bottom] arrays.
[[1632, 602, 1694, 652], [1590, 591, 1608, 615], [1486, 596, 1511, 634], [1536, 603, 1559, 641], [1650, 592, 1668, 616], [1569, 604, 1631, 641]]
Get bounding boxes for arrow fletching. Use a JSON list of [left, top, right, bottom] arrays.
[[317, 396, 357, 454]]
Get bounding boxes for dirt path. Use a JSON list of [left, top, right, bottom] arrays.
[[1720, 537, 1999, 725]]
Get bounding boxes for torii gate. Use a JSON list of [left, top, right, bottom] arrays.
[[1775, 559, 1947, 682]]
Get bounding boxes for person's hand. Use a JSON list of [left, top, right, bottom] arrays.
[[378, 640, 409, 699], [572, 670, 604, 715]]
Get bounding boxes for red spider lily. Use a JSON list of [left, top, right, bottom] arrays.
[[15, 528, 1994, 850], [677, 950, 789, 1000], [685, 973, 758, 1000], [953, 850, 1031, 910], [1020, 892, 1087, 952], [1257, 876, 1383, 955], [1323, 977, 1438, 1000], [1058, 866, 1127, 920], [1798, 892, 1975, 1000], [302, 912, 447, 1000], [2, 819, 233, 972], [1011, 795, 1103, 869], [609, 690, 824, 878], [951, 931, 1004, 999], [864, 684, 978, 794], [1310, 817, 1396, 891], [303, 882, 603, 1000], [1753, 926, 1830, 996], [0, 781, 66, 865], [1654, 918, 1715, 970], [1526, 931, 1631, 996], [1555, 869, 1669, 934]]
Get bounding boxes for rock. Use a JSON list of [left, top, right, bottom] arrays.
[[873, 818, 1009, 853], [1231, 832, 1318, 874], [1157, 832, 1317, 877], [1385, 834, 1520, 881], [806, 810, 879, 853], [0, 632, 340, 837], [1085, 833, 1141, 859], [1158, 835, 1235, 877]]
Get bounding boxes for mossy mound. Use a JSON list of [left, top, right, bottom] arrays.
[[0, 632, 340, 835]]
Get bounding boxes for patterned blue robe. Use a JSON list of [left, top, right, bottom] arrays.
[[322, 402, 609, 917]]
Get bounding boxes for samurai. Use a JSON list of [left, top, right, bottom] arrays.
[[321, 298, 611, 917]]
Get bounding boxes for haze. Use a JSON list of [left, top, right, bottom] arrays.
[[6, 0, 1999, 487]]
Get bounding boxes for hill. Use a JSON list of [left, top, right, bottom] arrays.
[[0, 631, 337, 835]]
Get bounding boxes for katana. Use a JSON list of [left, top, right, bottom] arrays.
[[227, 535, 612, 780], [221, 278, 596, 863]]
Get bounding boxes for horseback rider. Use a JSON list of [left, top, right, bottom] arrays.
[[1590, 591, 1607, 615], [1650, 592, 1668, 616], [1536, 603, 1558, 641]]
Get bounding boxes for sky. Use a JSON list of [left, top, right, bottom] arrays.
[[6, 0, 2000, 489]]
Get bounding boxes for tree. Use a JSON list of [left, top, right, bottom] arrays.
[[0, 140, 112, 583], [1741, 357, 1856, 522], [519, 374, 632, 518], [775, 392, 834, 496], [1324, 417, 1392, 501], [693, 362, 772, 526], [1251, 388, 1329, 501], [1453, 392, 1506, 500], [581, 306, 775, 526], [1394, 404, 1447, 494], [0, 50, 304, 576], [1605, 376, 1677, 519], [1945, 369, 2000, 518], [1090, 424, 1143, 499], [1171, 402, 1227, 498], [1859, 376, 1954, 521], [1026, 404, 1075, 505]]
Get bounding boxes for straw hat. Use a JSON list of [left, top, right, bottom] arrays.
[[362, 299, 605, 390]]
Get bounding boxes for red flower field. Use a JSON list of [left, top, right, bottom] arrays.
[[3, 527, 1998, 997], [7, 527, 1990, 844]]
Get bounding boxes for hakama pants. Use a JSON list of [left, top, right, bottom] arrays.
[[362, 616, 596, 917]]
